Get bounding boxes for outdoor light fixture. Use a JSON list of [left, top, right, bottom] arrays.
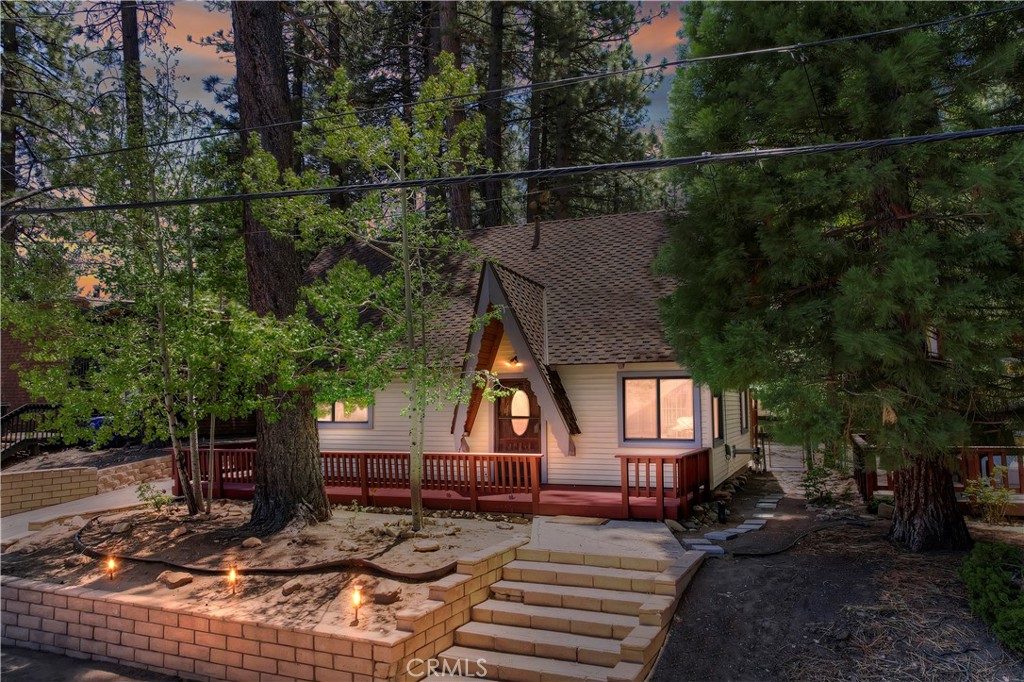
[[506, 355, 522, 368], [352, 583, 362, 625], [228, 564, 238, 595], [107, 557, 116, 580]]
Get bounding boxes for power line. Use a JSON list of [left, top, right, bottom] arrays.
[[11, 3, 1021, 171], [8, 125, 1021, 217]]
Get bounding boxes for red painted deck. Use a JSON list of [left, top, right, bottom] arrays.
[[172, 448, 711, 521]]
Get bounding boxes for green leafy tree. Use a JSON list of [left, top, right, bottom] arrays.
[[660, 2, 1024, 551]]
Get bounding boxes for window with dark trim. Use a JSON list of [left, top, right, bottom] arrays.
[[739, 390, 750, 434], [712, 392, 724, 443], [317, 401, 371, 427], [622, 377, 696, 442]]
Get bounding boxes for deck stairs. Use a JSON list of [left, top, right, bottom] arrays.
[[428, 545, 704, 682]]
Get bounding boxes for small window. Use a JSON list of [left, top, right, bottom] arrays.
[[623, 377, 696, 442], [712, 392, 724, 444], [739, 390, 750, 434], [318, 401, 371, 427]]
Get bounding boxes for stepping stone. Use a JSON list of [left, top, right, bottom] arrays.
[[753, 513, 776, 519], [740, 519, 767, 528], [703, 531, 734, 541], [690, 544, 725, 555], [762, 495, 784, 501], [755, 503, 777, 509], [729, 526, 752, 534]]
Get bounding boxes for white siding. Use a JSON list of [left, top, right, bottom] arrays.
[[709, 389, 752, 487], [317, 382, 458, 453]]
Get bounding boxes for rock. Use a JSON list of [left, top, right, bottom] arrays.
[[111, 522, 132, 534], [63, 554, 90, 568], [683, 521, 698, 531], [713, 490, 732, 502], [664, 519, 685, 533], [691, 505, 705, 515], [63, 516, 87, 529], [510, 517, 530, 524], [373, 579, 403, 605], [337, 540, 359, 552], [413, 540, 440, 552], [281, 578, 305, 596], [877, 503, 894, 519], [496, 521, 514, 530], [241, 537, 263, 548], [168, 526, 187, 540], [157, 570, 193, 589]]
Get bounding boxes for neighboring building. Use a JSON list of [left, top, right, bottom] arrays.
[[313, 211, 753, 490]]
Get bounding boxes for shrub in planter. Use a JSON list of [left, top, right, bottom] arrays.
[[959, 542, 1024, 653]]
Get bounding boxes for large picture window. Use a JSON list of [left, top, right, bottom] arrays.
[[317, 401, 371, 427], [622, 377, 695, 442]]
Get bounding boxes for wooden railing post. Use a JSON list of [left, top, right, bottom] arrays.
[[530, 456, 541, 514], [469, 456, 479, 512], [680, 456, 690, 516], [359, 453, 370, 505], [655, 458, 665, 521], [620, 456, 630, 518]]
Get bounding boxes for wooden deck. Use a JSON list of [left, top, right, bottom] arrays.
[[170, 448, 711, 521]]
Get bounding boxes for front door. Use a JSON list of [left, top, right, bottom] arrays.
[[495, 380, 541, 453]]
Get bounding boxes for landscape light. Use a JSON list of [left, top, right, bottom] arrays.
[[107, 557, 116, 580], [352, 584, 362, 624], [229, 564, 238, 594]]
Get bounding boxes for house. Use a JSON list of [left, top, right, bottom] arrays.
[[308, 210, 754, 516]]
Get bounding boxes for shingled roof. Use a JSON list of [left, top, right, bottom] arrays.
[[472, 210, 673, 365]]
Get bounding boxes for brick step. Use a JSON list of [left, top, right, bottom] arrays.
[[502, 560, 665, 593], [456, 621, 621, 667], [438, 645, 615, 682], [516, 546, 671, 572], [490, 581, 650, 616], [473, 600, 639, 639]]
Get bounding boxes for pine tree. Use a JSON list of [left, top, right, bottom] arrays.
[[660, 2, 1024, 551]]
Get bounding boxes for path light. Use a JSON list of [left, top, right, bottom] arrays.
[[228, 564, 238, 595], [106, 557, 116, 580], [352, 583, 362, 625]]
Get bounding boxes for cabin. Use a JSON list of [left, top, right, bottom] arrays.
[[307, 210, 755, 519]]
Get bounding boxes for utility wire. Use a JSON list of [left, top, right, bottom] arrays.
[[11, 3, 1021, 171], [8, 125, 1021, 217]]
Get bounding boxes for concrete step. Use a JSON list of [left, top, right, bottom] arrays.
[[473, 600, 639, 639], [502, 560, 662, 593], [438, 645, 613, 682], [456, 621, 621, 667], [490, 580, 650, 616]]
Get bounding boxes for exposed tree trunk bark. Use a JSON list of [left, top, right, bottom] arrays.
[[889, 454, 972, 551], [1, 16, 20, 243], [481, 1, 504, 228], [438, 1, 471, 232], [232, 0, 330, 534], [525, 6, 544, 223], [206, 413, 215, 513]]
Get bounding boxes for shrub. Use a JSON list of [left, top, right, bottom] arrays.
[[136, 482, 174, 511], [959, 542, 1024, 654], [964, 466, 1012, 524], [800, 465, 836, 505]]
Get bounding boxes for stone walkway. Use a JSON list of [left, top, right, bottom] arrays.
[[1, 477, 173, 543]]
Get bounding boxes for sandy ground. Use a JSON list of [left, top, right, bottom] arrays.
[[1, 501, 530, 634], [653, 463, 1024, 682]]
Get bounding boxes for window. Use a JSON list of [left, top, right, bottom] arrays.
[[622, 377, 696, 442], [317, 401, 371, 427], [739, 390, 750, 434], [712, 392, 724, 443]]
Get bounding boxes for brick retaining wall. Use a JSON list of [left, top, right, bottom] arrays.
[[0, 468, 97, 517], [96, 457, 172, 494], [0, 537, 525, 682]]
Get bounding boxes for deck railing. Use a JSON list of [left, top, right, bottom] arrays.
[[0, 403, 59, 461], [852, 436, 1024, 501], [171, 448, 542, 512], [615, 448, 711, 520]]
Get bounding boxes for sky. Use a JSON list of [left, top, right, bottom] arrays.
[[161, 1, 686, 129]]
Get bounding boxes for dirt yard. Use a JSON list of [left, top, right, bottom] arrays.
[[1, 501, 530, 634], [653, 468, 1024, 682], [2, 443, 170, 472]]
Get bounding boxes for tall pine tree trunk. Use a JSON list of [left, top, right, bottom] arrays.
[[232, 1, 330, 534], [481, 1, 504, 227], [1, 16, 19, 243], [439, 1, 471, 232], [889, 454, 972, 551], [525, 6, 544, 222]]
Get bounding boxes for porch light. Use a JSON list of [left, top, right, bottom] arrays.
[[106, 557, 116, 580], [228, 564, 238, 594], [352, 583, 362, 624], [505, 355, 522, 368]]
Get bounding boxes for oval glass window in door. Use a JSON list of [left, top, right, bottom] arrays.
[[510, 389, 531, 435]]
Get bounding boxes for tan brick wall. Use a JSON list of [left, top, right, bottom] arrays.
[[0, 537, 526, 682], [0, 467, 98, 517], [96, 458, 172, 494]]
